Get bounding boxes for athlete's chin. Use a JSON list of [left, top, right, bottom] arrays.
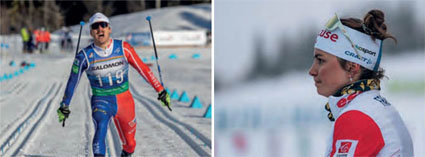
[[317, 87, 332, 97], [96, 37, 109, 45]]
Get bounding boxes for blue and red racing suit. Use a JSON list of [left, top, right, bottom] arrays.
[[61, 39, 164, 155]]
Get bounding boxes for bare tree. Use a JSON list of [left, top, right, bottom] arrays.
[[140, 0, 146, 10], [43, 0, 48, 28], [82, 1, 103, 21], [156, 0, 161, 9], [127, 1, 144, 12], [82, 0, 114, 22], [28, 0, 34, 28], [45, 1, 64, 31]]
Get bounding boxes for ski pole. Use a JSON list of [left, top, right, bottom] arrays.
[[75, 21, 85, 55], [146, 16, 172, 111], [63, 21, 84, 127]]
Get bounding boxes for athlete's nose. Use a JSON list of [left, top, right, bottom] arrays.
[[309, 62, 317, 77]]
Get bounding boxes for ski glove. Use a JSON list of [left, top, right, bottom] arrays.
[[57, 104, 70, 123], [158, 90, 172, 111]]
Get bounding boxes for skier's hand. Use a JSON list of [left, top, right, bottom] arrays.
[[158, 90, 172, 111], [57, 104, 70, 123]]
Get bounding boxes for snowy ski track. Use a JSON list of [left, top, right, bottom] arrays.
[[132, 86, 211, 149], [0, 46, 211, 156], [1, 82, 62, 156], [11, 83, 63, 156], [131, 86, 210, 156]]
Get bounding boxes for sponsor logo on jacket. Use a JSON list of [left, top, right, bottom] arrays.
[[338, 142, 352, 153], [114, 48, 120, 54], [374, 96, 391, 106], [337, 92, 362, 108], [335, 140, 358, 157], [73, 59, 80, 65], [91, 60, 125, 71]]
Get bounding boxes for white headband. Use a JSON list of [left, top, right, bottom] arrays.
[[314, 26, 382, 71]]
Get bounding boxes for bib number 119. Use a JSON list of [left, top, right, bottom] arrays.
[[96, 70, 124, 87]]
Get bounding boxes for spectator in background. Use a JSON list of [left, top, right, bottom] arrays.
[[60, 26, 73, 51], [34, 27, 51, 53], [33, 28, 40, 48], [27, 27, 34, 53], [20, 27, 30, 53]]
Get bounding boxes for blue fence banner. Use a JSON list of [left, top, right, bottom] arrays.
[[125, 32, 152, 47]]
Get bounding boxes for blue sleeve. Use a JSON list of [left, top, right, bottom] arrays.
[[61, 50, 88, 106]]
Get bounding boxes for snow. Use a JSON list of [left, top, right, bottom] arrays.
[[0, 46, 211, 156], [66, 3, 211, 40], [0, 4, 211, 156]]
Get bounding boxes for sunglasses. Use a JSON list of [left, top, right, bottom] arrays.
[[325, 13, 361, 57], [91, 22, 108, 29]]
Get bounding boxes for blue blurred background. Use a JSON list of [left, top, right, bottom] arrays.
[[214, 0, 425, 156]]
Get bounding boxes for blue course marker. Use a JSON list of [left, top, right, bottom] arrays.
[[142, 58, 148, 62], [178, 91, 190, 103], [190, 96, 203, 108], [168, 54, 178, 60], [151, 55, 156, 61], [192, 53, 201, 59], [170, 90, 179, 100], [203, 104, 211, 118]]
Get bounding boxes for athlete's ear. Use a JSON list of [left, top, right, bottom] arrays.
[[347, 62, 361, 78], [352, 63, 361, 74]]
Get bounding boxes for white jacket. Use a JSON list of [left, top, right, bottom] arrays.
[[325, 90, 413, 157]]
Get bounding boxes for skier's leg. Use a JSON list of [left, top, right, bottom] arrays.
[[114, 90, 137, 154], [92, 102, 113, 156]]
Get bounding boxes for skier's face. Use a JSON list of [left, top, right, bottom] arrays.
[[90, 22, 111, 47], [309, 49, 351, 97]]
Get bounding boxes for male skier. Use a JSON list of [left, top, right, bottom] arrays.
[[57, 12, 171, 156]]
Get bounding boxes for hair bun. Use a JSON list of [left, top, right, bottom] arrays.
[[365, 10, 385, 27], [361, 9, 396, 42]]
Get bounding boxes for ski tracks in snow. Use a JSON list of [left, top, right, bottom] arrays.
[[0, 82, 62, 156], [131, 85, 211, 156]]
